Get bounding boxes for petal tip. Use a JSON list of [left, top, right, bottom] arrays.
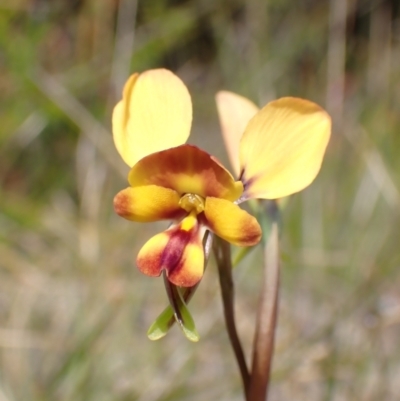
[[113, 190, 130, 218]]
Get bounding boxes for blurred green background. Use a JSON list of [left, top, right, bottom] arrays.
[[1, 0, 400, 400]]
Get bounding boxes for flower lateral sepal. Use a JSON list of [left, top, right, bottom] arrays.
[[147, 304, 175, 341], [147, 273, 199, 342]]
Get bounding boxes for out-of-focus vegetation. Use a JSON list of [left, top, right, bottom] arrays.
[[0, 0, 399, 400]]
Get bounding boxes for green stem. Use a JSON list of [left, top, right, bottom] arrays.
[[248, 200, 280, 401], [214, 237, 250, 399]]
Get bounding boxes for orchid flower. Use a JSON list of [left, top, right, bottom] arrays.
[[113, 69, 331, 288]]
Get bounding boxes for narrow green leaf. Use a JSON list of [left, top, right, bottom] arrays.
[[147, 297, 199, 342], [175, 292, 199, 342], [147, 306, 175, 341], [148, 276, 200, 342]]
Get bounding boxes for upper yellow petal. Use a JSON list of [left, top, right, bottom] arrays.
[[216, 91, 259, 177], [112, 69, 192, 167], [239, 97, 331, 200]]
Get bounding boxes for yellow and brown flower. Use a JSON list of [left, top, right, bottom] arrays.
[[114, 144, 261, 287], [113, 68, 331, 287]]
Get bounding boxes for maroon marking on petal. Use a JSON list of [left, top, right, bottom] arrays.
[[168, 259, 192, 287], [161, 229, 191, 275]]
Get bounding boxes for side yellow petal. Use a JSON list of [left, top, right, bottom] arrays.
[[203, 197, 261, 246], [239, 97, 331, 199], [112, 69, 192, 167], [113, 185, 183, 222], [216, 91, 259, 177]]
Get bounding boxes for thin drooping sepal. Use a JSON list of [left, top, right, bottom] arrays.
[[213, 237, 250, 400], [147, 232, 213, 340], [248, 200, 280, 401], [147, 280, 201, 341], [161, 271, 200, 342]]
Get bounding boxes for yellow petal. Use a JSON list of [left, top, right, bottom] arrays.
[[136, 215, 204, 287], [128, 144, 243, 201], [112, 69, 192, 167], [203, 197, 261, 246], [239, 97, 331, 199], [168, 240, 204, 287], [113, 185, 183, 222], [136, 231, 169, 278], [216, 91, 259, 177]]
